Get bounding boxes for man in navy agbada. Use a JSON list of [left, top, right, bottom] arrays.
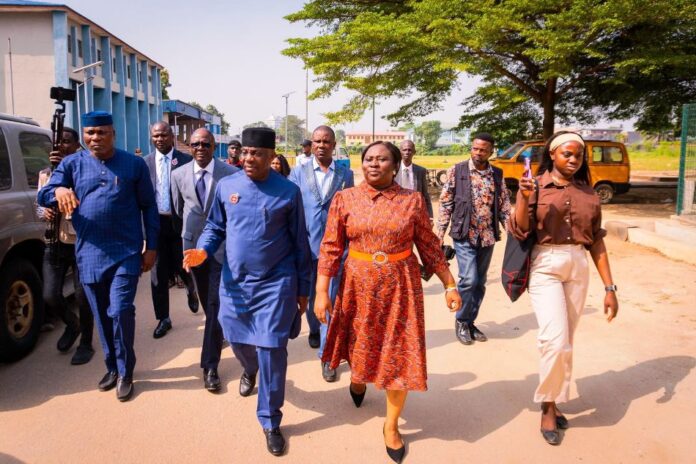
[[38, 111, 159, 402], [183, 127, 311, 457], [288, 125, 353, 382]]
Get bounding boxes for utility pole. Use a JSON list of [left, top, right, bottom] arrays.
[[281, 91, 295, 155], [305, 69, 309, 138], [371, 98, 376, 143]]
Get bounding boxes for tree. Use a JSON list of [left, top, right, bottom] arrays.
[[284, 0, 696, 139], [278, 115, 306, 150], [205, 104, 230, 135], [244, 121, 270, 129], [160, 69, 171, 100], [414, 120, 441, 151], [335, 129, 346, 145]]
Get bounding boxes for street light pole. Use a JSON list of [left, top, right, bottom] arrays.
[[72, 61, 104, 142], [281, 91, 295, 155]]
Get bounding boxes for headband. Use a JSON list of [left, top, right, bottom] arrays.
[[549, 133, 584, 152]]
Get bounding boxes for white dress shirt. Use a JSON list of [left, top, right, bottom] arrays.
[[312, 157, 335, 200], [155, 148, 173, 214], [193, 159, 215, 206], [397, 162, 415, 190], [297, 153, 313, 166]]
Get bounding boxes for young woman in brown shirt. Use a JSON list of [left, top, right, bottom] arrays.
[[509, 131, 619, 445]]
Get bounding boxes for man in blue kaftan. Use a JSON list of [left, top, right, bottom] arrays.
[[184, 127, 311, 457], [38, 111, 158, 402]]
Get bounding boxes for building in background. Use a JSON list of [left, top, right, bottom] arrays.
[[264, 115, 283, 131], [162, 100, 230, 159], [0, 0, 164, 152], [345, 131, 407, 147]]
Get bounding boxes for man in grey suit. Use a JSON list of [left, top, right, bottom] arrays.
[[397, 140, 433, 219], [171, 128, 237, 391], [144, 122, 198, 339]]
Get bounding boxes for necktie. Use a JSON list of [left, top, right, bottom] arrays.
[[195, 170, 207, 207], [159, 156, 170, 213], [405, 168, 412, 190]]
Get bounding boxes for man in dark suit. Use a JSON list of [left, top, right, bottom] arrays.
[[171, 128, 237, 391], [397, 140, 433, 219], [144, 121, 198, 339], [288, 125, 354, 382]]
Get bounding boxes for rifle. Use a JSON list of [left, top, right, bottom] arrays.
[[45, 87, 76, 265]]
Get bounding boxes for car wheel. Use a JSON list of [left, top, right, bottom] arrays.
[[595, 183, 615, 204], [0, 259, 44, 362]]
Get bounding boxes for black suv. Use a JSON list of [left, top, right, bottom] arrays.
[[0, 113, 52, 362]]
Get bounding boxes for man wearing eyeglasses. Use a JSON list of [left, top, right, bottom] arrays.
[[144, 121, 197, 340]]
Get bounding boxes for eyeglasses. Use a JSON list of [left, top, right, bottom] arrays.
[[190, 141, 212, 148]]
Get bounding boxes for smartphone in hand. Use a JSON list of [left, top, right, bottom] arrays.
[[524, 156, 531, 178]]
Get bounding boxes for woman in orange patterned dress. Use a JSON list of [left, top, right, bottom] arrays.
[[314, 141, 461, 463]]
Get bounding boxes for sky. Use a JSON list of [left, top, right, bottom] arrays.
[[61, 0, 629, 136]]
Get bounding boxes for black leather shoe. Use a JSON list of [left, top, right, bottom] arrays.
[[469, 323, 488, 342], [308, 331, 320, 348], [153, 318, 172, 339], [455, 320, 473, 345], [116, 377, 134, 402], [263, 428, 286, 456], [384, 426, 406, 463], [239, 371, 256, 397], [540, 427, 561, 445], [204, 368, 221, 392], [349, 383, 366, 408], [71, 344, 94, 365], [322, 362, 337, 382], [187, 289, 199, 314], [98, 371, 118, 391], [556, 413, 569, 430], [57, 325, 80, 352]]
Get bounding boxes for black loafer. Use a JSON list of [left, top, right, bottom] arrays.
[[308, 331, 320, 348], [322, 362, 337, 382], [239, 371, 256, 397], [57, 325, 80, 352], [556, 414, 569, 429], [349, 383, 366, 408], [187, 290, 199, 314], [540, 427, 561, 445], [71, 344, 94, 365], [263, 428, 286, 456], [455, 320, 473, 345], [153, 318, 172, 339], [204, 368, 221, 392], [116, 377, 134, 402], [469, 323, 488, 342], [98, 371, 118, 391]]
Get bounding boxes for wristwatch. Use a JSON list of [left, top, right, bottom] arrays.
[[605, 284, 618, 292]]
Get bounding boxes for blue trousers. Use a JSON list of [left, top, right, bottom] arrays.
[[83, 272, 139, 378], [307, 258, 345, 359], [453, 240, 495, 323], [232, 343, 288, 430]]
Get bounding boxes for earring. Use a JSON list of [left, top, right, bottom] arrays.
[[393, 171, 397, 175]]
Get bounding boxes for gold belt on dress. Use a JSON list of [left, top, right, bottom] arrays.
[[348, 248, 412, 265]]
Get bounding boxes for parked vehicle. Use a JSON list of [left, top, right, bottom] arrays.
[[489, 139, 631, 203], [0, 113, 52, 362]]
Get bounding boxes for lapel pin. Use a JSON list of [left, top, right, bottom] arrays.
[[172, 158, 178, 166], [229, 193, 240, 204]]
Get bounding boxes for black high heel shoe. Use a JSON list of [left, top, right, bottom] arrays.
[[383, 426, 406, 463], [348, 383, 365, 408]]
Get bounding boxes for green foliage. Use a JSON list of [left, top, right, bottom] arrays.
[[160, 69, 171, 100], [204, 104, 230, 135], [335, 129, 346, 145], [278, 115, 306, 150], [284, 0, 696, 139], [414, 120, 441, 150], [243, 121, 270, 129]]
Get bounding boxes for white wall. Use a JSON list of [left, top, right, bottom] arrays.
[[0, 12, 55, 129]]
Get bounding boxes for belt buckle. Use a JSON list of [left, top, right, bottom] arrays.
[[372, 251, 388, 265]]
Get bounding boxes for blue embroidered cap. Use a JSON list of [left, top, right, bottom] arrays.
[[81, 111, 113, 127]]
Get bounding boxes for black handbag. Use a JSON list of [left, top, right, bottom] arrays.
[[501, 179, 539, 302], [421, 245, 456, 281]]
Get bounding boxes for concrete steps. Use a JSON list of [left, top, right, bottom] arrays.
[[604, 218, 696, 266]]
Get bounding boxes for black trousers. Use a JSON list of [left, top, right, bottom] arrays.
[[42, 242, 93, 346], [191, 258, 224, 369], [150, 214, 194, 321]]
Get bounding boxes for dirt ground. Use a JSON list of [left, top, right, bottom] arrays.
[[1, 188, 694, 464]]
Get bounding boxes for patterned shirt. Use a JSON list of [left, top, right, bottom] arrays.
[[437, 159, 511, 247]]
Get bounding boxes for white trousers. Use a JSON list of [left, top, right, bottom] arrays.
[[528, 244, 589, 403]]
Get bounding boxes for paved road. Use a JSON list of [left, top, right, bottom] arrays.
[[1, 199, 694, 463]]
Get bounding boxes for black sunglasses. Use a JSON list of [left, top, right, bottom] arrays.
[[190, 141, 212, 148]]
